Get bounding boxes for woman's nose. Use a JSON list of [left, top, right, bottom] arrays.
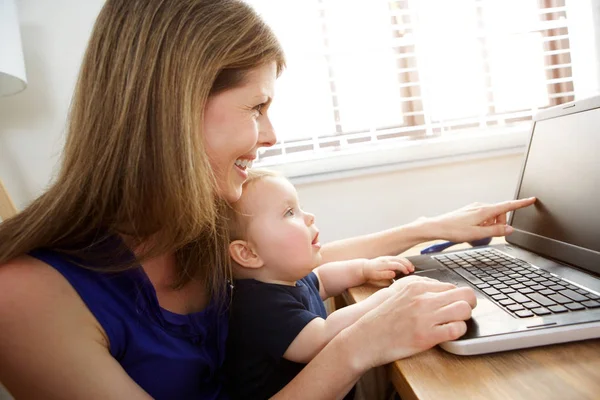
[[258, 117, 276, 148]]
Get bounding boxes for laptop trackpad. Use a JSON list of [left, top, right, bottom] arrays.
[[409, 268, 465, 286], [403, 268, 520, 338]]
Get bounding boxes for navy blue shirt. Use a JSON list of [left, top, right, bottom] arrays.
[[226, 273, 328, 399], [29, 245, 229, 400]]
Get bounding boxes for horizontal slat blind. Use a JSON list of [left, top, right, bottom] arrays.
[[246, 0, 575, 165]]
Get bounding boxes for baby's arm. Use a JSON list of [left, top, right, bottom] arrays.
[[314, 255, 414, 300], [283, 286, 392, 363]]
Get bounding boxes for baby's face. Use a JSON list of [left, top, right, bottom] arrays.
[[240, 177, 322, 282]]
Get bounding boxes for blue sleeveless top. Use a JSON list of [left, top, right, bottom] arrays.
[[30, 247, 229, 399]]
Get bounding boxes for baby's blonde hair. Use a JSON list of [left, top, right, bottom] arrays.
[[227, 169, 282, 241]]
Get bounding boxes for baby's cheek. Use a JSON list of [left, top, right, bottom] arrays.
[[274, 230, 312, 259]]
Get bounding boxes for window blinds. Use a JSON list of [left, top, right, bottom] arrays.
[[247, 0, 574, 165]]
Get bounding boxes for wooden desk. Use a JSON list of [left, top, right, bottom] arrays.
[[343, 239, 600, 400]]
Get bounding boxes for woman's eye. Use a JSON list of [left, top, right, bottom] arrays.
[[284, 208, 295, 217], [253, 104, 264, 116]]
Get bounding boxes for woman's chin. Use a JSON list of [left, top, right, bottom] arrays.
[[220, 184, 243, 204]]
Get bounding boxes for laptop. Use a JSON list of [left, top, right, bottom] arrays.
[[405, 95, 600, 355]]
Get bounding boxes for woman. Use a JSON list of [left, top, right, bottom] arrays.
[[0, 0, 535, 398]]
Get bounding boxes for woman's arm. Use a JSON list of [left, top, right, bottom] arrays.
[[0, 257, 152, 400], [320, 219, 431, 264], [273, 276, 478, 400], [320, 198, 537, 263]]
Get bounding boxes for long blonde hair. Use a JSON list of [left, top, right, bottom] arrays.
[[0, 0, 285, 298]]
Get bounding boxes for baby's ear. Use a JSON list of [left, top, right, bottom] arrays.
[[229, 240, 264, 269]]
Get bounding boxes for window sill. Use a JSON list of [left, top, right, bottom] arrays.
[[260, 127, 530, 185]]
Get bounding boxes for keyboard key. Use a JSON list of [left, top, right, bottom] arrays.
[[576, 289, 589, 295], [526, 293, 556, 307], [519, 288, 534, 294], [524, 281, 538, 287], [532, 307, 551, 316], [548, 305, 568, 313], [492, 294, 508, 301], [497, 276, 511, 282], [516, 277, 529, 282], [533, 277, 546, 283], [549, 277, 561, 282], [508, 293, 530, 303], [488, 280, 502, 286], [586, 293, 600, 300], [548, 294, 571, 304], [581, 300, 600, 308], [453, 268, 484, 285], [494, 284, 508, 290], [511, 283, 526, 290], [499, 299, 515, 306], [539, 289, 555, 296], [507, 304, 524, 311], [540, 281, 555, 287], [549, 285, 565, 291], [565, 303, 585, 311], [500, 287, 516, 294], [566, 284, 579, 290], [531, 285, 546, 291], [476, 283, 490, 289], [515, 310, 534, 318], [523, 302, 540, 309], [482, 288, 501, 296], [559, 289, 588, 302]]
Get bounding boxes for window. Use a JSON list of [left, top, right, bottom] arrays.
[[247, 0, 575, 171]]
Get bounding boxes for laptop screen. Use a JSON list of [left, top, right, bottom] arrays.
[[510, 102, 600, 273]]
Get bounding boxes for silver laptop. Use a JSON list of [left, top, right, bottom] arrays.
[[406, 96, 600, 355]]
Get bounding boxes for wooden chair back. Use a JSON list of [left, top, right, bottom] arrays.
[[0, 179, 17, 221]]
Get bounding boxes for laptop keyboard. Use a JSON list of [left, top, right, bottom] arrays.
[[434, 248, 600, 318]]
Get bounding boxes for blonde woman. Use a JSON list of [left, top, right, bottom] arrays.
[[0, 1, 535, 398]]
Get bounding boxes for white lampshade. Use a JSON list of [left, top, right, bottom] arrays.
[[0, 0, 27, 96]]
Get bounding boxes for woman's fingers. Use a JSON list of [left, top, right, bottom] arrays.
[[351, 280, 478, 367], [484, 197, 536, 221], [496, 211, 507, 225], [432, 321, 469, 343], [479, 223, 512, 238], [389, 276, 456, 294], [433, 298, 475, 324], [429, 286, 477, 310]]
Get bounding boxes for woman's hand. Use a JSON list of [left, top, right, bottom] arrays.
[[342, 275, 477, 369], [426, 197, 536, 243], [362, 255, 415, 281]]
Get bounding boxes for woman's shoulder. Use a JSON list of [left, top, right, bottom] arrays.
[[0, 255, 110, 353], [0, 251, 131, 357], [0, 255, 109, 342]]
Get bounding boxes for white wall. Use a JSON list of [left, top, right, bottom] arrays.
[[295, 154, 524, 243], [0, 0, 596, 243], [0, 0, 106, 211]]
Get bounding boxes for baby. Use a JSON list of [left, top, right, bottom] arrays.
[[224, 169, 414, 399]]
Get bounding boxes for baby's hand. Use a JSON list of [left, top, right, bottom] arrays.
[[363, 255, 415, 281]]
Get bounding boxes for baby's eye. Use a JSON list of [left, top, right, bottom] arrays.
[[284, 208, 295, 217]]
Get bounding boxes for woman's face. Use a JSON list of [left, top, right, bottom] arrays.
[[203, 62, 277, 203]]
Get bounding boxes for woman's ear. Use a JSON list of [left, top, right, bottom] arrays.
[[229, 240, 264, 269]]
